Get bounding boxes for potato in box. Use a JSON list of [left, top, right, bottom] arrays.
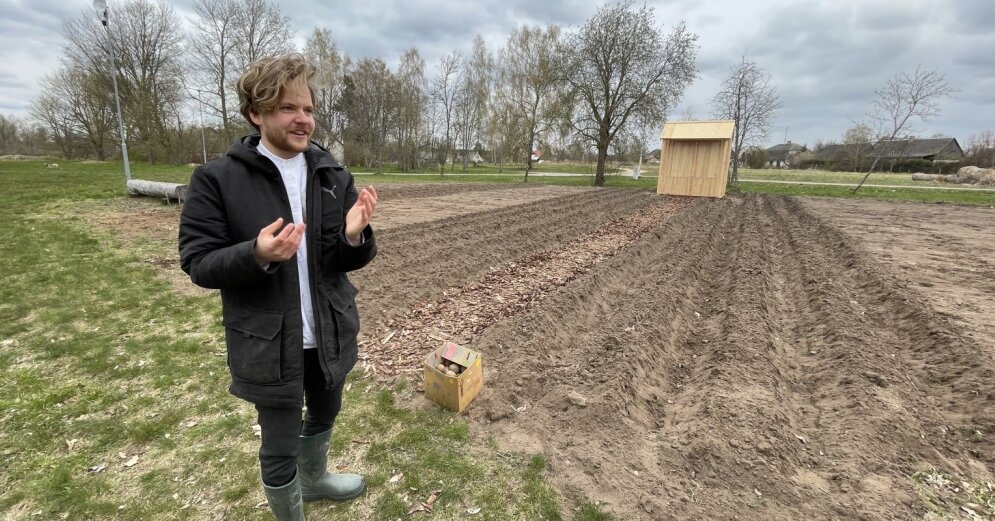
[[423, 342, 483, 412]]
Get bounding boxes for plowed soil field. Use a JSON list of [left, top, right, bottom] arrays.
[[95, 184, 995, 520]]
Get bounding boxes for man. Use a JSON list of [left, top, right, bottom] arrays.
[[179, 54, 377, 520]]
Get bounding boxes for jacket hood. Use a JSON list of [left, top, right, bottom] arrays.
[[227, 134, 343, 173]]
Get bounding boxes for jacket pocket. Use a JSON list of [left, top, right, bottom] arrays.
[[223, 306, 284, 385], [327, 281, 360, 352]]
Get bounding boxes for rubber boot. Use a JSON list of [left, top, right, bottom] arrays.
[[298, 428, 365, 501], [262, 470, 305, 521]]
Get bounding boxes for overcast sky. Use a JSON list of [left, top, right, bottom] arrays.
[[2, 0, 993, 148]]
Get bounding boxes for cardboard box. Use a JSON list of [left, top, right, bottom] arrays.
[[423, 342, 483, 412]]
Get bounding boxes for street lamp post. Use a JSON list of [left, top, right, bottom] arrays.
[[93, 0, 131, 183], [195, 89, 208, 164]]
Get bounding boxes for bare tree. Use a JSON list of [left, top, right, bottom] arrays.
[[487, 96, 521, 172], [337, 58, 398, 174], [563, 1, 697, 187], [115, 0, 186, 163], [711, 56, 780, 188], [34, 60, 117, 160], [30, 93, 82, 159], [429, 53, 461, 175], [394, 48, 427, 171], [0, 114, 20, 155], [304, 27, 345, 154], [231, 0, 295, 70], [66, 66, 116, 160], [187, 0, 240, 138], [497, 24, 562, 180], [853, 66, 953, 191], [452, 35, 492, 172], [965, 129, 995, 168], [677, 104, 698, 121], [61, 0, 186, 163], [841, 122, 873, 171]]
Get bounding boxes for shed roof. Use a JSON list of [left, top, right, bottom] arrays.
[[661, 120, 735, 140]]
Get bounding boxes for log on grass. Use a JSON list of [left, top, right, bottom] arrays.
[[127, 180, 187, 203]]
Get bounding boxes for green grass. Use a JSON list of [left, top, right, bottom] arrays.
[[0, 158, 602, 520], [2, 157, 991, 518]]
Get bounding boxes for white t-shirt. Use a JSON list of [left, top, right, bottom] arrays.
[[258, 143, 317, 349]]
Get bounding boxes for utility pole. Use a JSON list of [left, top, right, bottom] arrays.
[[93, 0, 131, 183], [195, 89, 208, 163]]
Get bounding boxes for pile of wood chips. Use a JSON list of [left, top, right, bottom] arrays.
[[358, 197, 692, 386]]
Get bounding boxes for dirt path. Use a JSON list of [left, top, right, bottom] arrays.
[[468, 194, 994, 520]]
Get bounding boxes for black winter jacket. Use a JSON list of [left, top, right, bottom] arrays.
[[178, 134, 377, 408]]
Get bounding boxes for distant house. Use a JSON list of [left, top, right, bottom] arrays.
[[766, 141, 807, 168], [646, 149, 661, 164], [464, 150, 485, 165], [871, 137, 964, 162], [449, 149, 485, 166], [530, 149, 543, 162]]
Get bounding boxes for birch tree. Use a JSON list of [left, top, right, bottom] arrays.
[[497, 24, 562, 180], [395, 48, 427, 171], [304, 28, 345, 153], [429, 53, 461, 175]]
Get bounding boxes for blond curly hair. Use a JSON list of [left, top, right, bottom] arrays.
[[236, 54, 317, 130]]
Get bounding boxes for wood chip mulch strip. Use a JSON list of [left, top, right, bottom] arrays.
[[358, 197, 694, 384]]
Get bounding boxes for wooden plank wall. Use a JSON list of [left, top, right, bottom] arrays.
[[657, 139, 731, 198]]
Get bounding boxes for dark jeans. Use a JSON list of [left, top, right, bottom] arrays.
[[256, 348, 343, 487]]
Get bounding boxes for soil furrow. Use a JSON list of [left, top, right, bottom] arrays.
[[752, 195, 993, 518], [772, 197, 994, 464], [468, 193, 994, 521], [357, 197, 692, 381], [352, 188, 659, 329], [469, 198, 758, 518], [760, 195, 930, 518]]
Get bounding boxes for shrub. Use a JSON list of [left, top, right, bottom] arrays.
[[745, 149, 768, 169]]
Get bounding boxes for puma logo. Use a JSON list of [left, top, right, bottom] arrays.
[[321, 185, 337, 199]]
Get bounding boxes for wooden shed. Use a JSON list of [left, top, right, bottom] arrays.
[[656, 120, 735, 198]]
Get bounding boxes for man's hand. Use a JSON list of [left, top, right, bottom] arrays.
[[255, 217, 306, 264], [345, 186, 378, 244]]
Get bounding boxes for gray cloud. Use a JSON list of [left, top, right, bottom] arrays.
[[951, 0, 995, 34], [2, 0, 993, 147]]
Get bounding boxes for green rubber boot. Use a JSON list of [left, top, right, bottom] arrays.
[[298, 428, 365, 501], [261, 470, 305, 521]]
